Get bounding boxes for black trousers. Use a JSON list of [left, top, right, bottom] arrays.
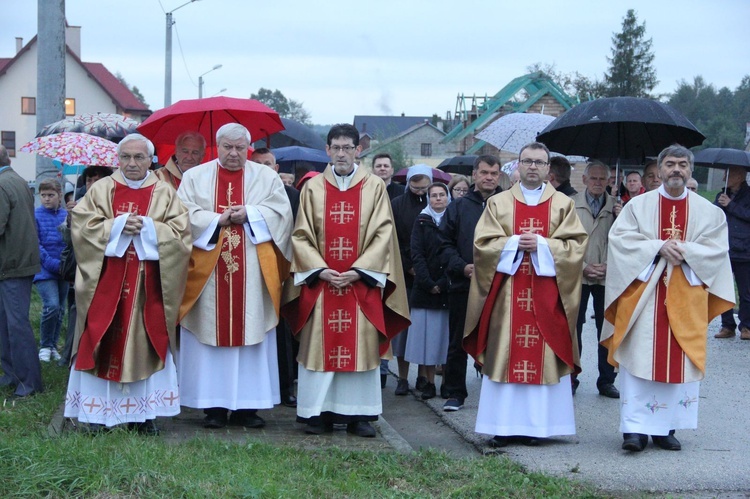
[[720, 260, 750, 331], [443, 290, 469, 401], [575, 284, 616, 388], [276, 317, 298, 397]]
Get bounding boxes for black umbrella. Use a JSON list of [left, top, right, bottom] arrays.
[[694, 147, 750, 191], [254, 118, 326, 150], [438, 155, 478, 175], [537, 97, 705, 200], [271, 146, 330, 174]]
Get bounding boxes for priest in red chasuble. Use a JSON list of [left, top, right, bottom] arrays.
[[282, 124, 410, 438], [64, 134, 192, 434], [603, 145, 734, 452], [463, 142, 587, 448], [177, 123, 293, 430]]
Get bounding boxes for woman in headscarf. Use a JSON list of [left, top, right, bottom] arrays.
[[403, 182, 451, 399]]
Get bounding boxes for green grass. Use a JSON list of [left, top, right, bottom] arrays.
[[0, 291, 605, 498]]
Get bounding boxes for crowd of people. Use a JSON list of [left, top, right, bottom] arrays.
[[0, 122, 746, 453]]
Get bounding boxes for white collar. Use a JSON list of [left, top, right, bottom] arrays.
[[123, 170, 151, 189], [658, 184, 688, 200]]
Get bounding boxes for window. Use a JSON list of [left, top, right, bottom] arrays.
[[21, 97, 36, 115], [420, 143, 432, 157], [64, 98, 75, 116], [2, 131, 16, 157]]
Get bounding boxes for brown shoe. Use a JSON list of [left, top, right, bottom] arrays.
[[740, 328, 750, 340], [714, 327, 736, 339]]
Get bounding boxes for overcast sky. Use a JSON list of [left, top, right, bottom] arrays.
[[3, 0, 749, 125]]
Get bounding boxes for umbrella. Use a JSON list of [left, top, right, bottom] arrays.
[[36, 113, 139, 142], [21, 132, 119, 167], [137, 96, 284, 160], [256, 118, 326, 150], [536, 97, 705, 160], [476, 113, 556, 154], [393, 167, 451, 185], [537, 96, 705, 200], [437, 155, 478, 176], [694, 147, 750, 191], [271, 146, 330, 173]]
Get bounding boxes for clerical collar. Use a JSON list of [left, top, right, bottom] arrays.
[[520, 182, 545, 206], [658, 184, 688, 201], [333, 164, 357, 178], [123, 170, 151, 189]]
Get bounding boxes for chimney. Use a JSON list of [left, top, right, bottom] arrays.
[[15, 37, 23, 53], [65, 25, 81, 58]]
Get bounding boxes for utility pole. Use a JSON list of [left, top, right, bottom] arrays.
[[164, 0, 199, 107], [36, 0, 66, 182]]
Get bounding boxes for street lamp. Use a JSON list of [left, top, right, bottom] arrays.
[[211, 88, 227, 97], [198, 64, 222, 98], [164, 0, 200, 107]]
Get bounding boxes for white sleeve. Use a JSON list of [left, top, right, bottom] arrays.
[[194, 215, 221, 250], [104, 213, 133, 257], [243, 204, 272, 244], [132, 217, 159, 261], [496, 235, 523, 274], [530, 235, 556, 277]]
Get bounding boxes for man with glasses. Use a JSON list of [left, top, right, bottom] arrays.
[[463, 142, 587, 447], [439, 155, 503, 411], [64, 134, 192, 434], [390, 165, 432, 395], [178, 123, 293, 430], [156, 131, 206, 190], [283, 123, 409, 438], [603, 145, 734, 452], [571, 161, 620, 398]]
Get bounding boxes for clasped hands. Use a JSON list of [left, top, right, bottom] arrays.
[[320, 269, 361, 289], [517, 232, 538, 252], [659, 239, 686, 267], [218, 205, 248, 226], [583, 263, 606, 280], [123, 214, 143, 236]]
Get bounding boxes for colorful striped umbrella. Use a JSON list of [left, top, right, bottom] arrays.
[[21, 132, 119, 167]]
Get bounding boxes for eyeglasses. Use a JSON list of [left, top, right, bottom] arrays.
[[329, 145, 356, 153], [452, 188, 469, 194], [118, 154, 150, 163], [519, 159, 548, 167]]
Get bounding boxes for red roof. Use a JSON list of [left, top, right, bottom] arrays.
[[0, 36, 149, 115], [82, 62, 149, 113]]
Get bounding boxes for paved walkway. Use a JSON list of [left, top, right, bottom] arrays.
[[53, 310, 750, 497]]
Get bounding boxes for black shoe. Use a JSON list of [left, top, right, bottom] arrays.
[[440, 384, 450, 399], [229, 409, 266, 428], [395, 378, 409, 396], [381, 374, 387, 389], [488, 435, 508, 448], [518, 436, 541, 446], [652, 430, 681, 451], [304, 422, 333, 435], [203, 408, 228, 429], [571, 377, 579, 396], [598, 383, 620, 399], [128, 420, 160, 436], [421, 382, 436, 400], [415, 376, 428, 391], [281, 393, 297, 408], [347, 421, 376, 438], [622, 433, 648, 452]]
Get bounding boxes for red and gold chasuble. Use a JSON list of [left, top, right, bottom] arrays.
[[653, 196, 688, 382], [214, 166, 246, 346], [75, 182, 168, 382], [473, 199, 575, 384]]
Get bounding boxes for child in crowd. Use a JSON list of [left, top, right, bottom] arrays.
[[34, 178, 68, 362]]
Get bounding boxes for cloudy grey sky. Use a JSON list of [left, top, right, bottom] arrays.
[[3, 0, 748, 124]]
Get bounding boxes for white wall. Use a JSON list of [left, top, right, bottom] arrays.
[[0, 43, 121, 181]]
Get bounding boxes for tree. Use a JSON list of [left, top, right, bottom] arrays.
[[603, 10, 658, 98], [115, 72, 149, 107], [526, 62, 606, 102], [250, 87, 312, 125]]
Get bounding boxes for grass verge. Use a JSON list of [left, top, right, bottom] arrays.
[[0, 292, 604, 498]]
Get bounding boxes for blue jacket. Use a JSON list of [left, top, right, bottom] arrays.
[[715, 182, 750, 262], [34, 205, 67, 281]]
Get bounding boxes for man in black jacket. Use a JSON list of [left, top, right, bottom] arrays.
[[439, 155, 503, 411], [390, 165, 432, 394], [548, 156, 577, 197], [714, 165, 750, 340]]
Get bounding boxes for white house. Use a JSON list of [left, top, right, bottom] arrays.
[[0, 25, 150, 181]]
